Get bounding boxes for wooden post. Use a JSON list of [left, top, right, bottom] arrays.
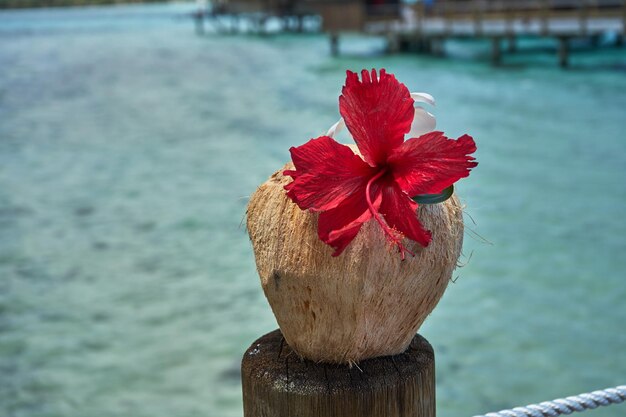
[[193, 11, 205, 35], [491, 36, 502, 66], [558, 36, 570, 68], [623, 0, 626, 38], [242, 330, 436, 417], [431, 37, 445, 57], [416, 1, 425, 37], [505, 6, 514, 38], [473, 0, 484, 36], [231, 13, 239, 34], [330, 33, 339, 56], [296, 14, 303, 33], [418, 37, 433, 54], [387, 32, 400, 54], [507, 35, 517, 53], [540, 0, 549, 36], [444, 1, 453, 35], [398, 35, 410, 53], [579, 0, 589, 37]]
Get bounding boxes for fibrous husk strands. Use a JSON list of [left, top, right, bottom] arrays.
[[247, 164, 464, 364]]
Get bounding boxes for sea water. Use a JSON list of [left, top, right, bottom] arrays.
[[1, 3, 625, 417]]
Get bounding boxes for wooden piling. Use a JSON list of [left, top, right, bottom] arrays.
[[558, 36, 570, 68], [431, 37, 445, 57], [579, 0, 589, 37], [623, 0, 626, 34], [491, 36, 502, 66], [330, 33, 339, 56], [540, 0, 549, 35], [241, 330, 436, 417], [444, 2, 453, 36], [473, 0, 484, 36], [416, 37, 433, 54], [230, 13, 239, 34], [387, 32, 400, 54], [296, 15, 303, 33], [416, 1, 425, 37], [507, 35, 517, 53], [193, 11, 204, 35]]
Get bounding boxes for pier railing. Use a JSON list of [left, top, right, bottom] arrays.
[[418, 0, 626, 35]]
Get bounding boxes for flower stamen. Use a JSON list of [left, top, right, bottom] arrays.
[[365, 169, 415, 260]]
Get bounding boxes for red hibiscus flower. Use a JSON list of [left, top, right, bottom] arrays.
[[283, 69, 477, 258]]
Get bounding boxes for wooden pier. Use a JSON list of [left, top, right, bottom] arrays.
[[192, 0, 320, 35], [190, 0, 626, 67], [318, 0, 626, 67]]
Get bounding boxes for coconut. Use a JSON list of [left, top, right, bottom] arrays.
[[246, 162, 464, 365]]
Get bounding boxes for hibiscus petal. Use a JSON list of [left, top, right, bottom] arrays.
[[328, 92, 433, 144], [327, 106, 434, 141], [284, 136, 376, 212], [379, 182, 432, 247], [326, 118, 345, 138], [318, 182, 383, 256], [388, 132, 478, 197], [339, 69, 415, 166], [410, 92, 435, 106], [409, 107, 436, 138]]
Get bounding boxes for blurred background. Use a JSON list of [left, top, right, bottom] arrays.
[[1, 0, 625, 416]]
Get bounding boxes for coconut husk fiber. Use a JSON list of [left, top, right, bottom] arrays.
[[247, 161, 464, 365]]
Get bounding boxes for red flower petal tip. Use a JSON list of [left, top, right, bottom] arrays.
[[283, 69, 477, 257]]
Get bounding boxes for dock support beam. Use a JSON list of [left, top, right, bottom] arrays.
[[193, 11, 204, 35], [229, 14, 239, 34], [579, 1, 589, 37], [473, 1, 484, 36], [540, 0, 549, 35], [386, 33, 400, 54], [431, 37, 445, 57], [242, 330, 436, 417], [296, 15, 303, 33], [491, 36, 502, 66], [415, 37, 432, 54], [330, 33, 339, 57], [558, 36, 570, 68], [507, 35, 517, 53]]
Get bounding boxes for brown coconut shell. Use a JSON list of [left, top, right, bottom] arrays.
[[247, 161, 464, 365]]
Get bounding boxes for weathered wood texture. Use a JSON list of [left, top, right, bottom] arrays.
[[242, 330, 436, 417]]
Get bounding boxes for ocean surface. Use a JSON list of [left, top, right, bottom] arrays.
[[1, 3, 625, 417]]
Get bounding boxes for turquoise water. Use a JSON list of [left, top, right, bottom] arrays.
[[1, 3, 625, 417]]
